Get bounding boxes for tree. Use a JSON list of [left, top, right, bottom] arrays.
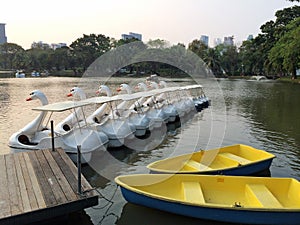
[[147, 39, 170, 49], [26, 48, 54, 71], [239, 5, 300, 76], [219, 45, 240, 76], [269, 17, 300, 79], [70, 34, 111, 71], [113, 37, 140, 47], [50, 46, 72, 71], [188, 39, 208, 60], [0, 43, 25, 69], [203, 48, 222, 76]]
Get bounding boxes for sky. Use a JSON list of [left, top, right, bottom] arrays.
[[1, 0, 299, 49]]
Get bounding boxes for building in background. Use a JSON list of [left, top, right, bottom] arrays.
[[224, 36, 234, 46], [0, 23, 7, 44], [31, 41, 50, 49], [214, 38, 222, 47], [51, 43, 67, 50], [200, 35, 209, 46], [121, 32, 142, 41], [247, 35, 254, 41]]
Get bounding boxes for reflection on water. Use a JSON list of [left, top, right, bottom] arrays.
[[0, 77, 300, 225], [117, 203, 229, 225]]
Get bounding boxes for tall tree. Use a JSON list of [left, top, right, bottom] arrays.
[[70, 34, 111, 71], [239, 5, 300, 76], [0, 43, 25, 69], [188, 39, 208, 60], [269, 17, 300, 79]]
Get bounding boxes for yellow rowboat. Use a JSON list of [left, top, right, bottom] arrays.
[[115, 174, 300, 225], [147, 144, 275, 175]]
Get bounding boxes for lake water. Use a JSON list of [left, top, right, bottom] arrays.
[[0, 77, 299, 225]]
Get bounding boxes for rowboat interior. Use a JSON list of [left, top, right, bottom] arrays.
[[147, 144, 275, 173], [116, 174, 300, 210]]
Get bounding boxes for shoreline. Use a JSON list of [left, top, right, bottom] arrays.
[[1, 71, 299, 84]]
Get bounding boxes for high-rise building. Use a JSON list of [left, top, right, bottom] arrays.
[[200, 35, 209, 46], [51, 43, 67, 50], [121, 32, 142, 41], [31, 41, 50, 49], [247, 35, 254, 41], [214, 38, 222, 46], [0, 23, 7, 44], [224, 36, 234, 46]]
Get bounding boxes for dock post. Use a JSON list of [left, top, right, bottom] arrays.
[[50, 120, 55, 151], [77, 145, 82, 195]]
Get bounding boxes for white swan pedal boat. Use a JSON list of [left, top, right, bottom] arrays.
[[9, 91, 109, 163]]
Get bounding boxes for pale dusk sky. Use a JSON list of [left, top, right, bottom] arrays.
[[1, 0, 299, 49]]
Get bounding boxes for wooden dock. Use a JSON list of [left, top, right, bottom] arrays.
[[0, 148, 99, 225]]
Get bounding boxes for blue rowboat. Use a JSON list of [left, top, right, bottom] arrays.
[[115, 174, 300, 225], [147, 144, 275, 175]]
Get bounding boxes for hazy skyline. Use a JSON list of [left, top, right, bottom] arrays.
[[1, 0, 299, 49]]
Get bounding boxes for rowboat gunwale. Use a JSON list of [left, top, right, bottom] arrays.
[[147, 144, 275, 175]]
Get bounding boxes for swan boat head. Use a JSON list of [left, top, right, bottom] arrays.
[[135, 82, 148, 92], [67, 87, 86, 100], [9, 90, 50, 148], [96, 85, 112, 97], [117, 84, 132, 94]]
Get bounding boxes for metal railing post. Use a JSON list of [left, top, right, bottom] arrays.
[[50, 120, 55, 151], [77, 145, 82, 195]]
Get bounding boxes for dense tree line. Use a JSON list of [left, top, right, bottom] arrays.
[[0, 2, 299, 78]]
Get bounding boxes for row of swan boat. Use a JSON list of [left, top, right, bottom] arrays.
[[8, 81, 209, 163]]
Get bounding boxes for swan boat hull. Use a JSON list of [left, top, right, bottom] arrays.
[[115, 174, 300, 225], [98, 119, 136, 148], [147, 144, 275, 175], [9, 100, 109, 163], [9, 127, 109, 163]]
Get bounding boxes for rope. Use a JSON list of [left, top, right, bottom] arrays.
[[88, 184, 120, 224]]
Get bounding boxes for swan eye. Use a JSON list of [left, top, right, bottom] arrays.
[[70, 88, 74, 92], [30, 92, 34, 95]]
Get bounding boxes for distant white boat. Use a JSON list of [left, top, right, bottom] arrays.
[[31, 71, 40, 77], [15, 71, 25, 78], [249, 76, 267, 81]]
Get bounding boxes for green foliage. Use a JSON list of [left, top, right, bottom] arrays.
[[239, 5, 300, 77], [269, 17, 300, 79], [0, 43, 25, 69], [70, 34, 111, 70]]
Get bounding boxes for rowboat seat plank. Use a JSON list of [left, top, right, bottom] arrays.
[[219, 153, 251, 165], [182, 182, 205, 204], [245, 184, 282, 208], [185, 160, 212, 171]]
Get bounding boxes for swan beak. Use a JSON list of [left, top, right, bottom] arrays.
[[116, 87, 121, 92], [95, 90, 100, 95], [67, 93, 73, 97], [134, 86, 139, 90], [26, 97, 32, 101]]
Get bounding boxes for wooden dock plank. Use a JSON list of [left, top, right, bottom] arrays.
[[0, 149, 98, 225], [0, 155, 11, 218], [14, 154, 31, 213], [28, 151, 57, 207], [23, 153, 46, 209], [50, 150, 80, 197], [35, 150, 67, 204], [18, 153, 39, 211], [43, 150, 78, 202], [5, 154, 23, 215], [55, 148, 95, 196]]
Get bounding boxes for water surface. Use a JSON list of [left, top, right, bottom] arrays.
[[0, 77, 299, 225]]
